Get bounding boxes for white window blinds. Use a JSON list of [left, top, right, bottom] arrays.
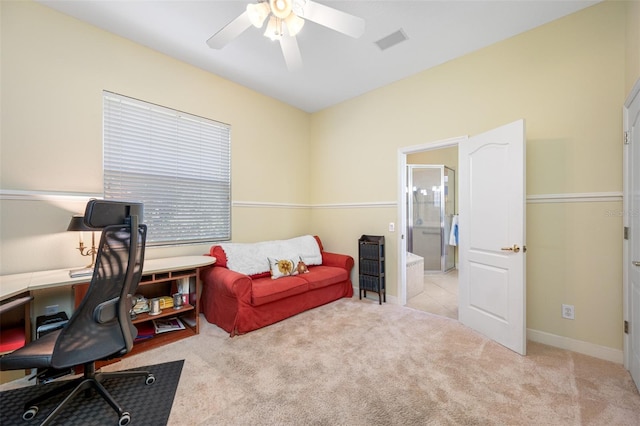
[[103, 91, 231, 246]]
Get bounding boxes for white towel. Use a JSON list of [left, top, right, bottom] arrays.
[[449, 215, 459, 246]]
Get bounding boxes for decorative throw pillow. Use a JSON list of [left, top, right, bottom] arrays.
[[268, 257, 299, 279], [295, 257, 309, 275]]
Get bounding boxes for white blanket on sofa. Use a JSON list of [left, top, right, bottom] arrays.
[[220, 235, 322, 276]]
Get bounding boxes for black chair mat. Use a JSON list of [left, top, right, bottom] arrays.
[[0, 359, 184, 426]]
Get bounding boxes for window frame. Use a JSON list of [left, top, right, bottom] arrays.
[[102, 91, 231, 246]]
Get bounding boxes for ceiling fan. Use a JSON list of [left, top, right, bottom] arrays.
[[206, 0, 365, 71]]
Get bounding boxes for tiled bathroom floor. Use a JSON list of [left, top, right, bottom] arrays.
[[405, 269, 458, 319]]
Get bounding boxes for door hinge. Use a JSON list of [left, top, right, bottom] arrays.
[[624, 320, 629, 334], [624, 226, 630, 240], [624, 131, 630, 145]]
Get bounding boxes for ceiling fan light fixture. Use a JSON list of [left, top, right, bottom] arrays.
[[284, 13, 305, 37], [291, 0, 307, 17], [264, 16, 282, 41], [207, 0, 364, 72], [269, 0, 292, 19], [247, 2, 270, 28]]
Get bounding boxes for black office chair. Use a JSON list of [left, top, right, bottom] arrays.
[[0, 200, 154, 426]]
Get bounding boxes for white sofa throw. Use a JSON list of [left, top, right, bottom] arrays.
[[219, 235, 322, 276]]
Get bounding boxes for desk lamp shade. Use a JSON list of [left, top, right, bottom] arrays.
[[67, 215, 98, 232]]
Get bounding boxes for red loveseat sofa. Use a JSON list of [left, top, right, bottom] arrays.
[[201, 236, 354, 336]]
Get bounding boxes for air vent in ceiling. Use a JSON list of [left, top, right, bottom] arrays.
[[375, 29, 408, 51]]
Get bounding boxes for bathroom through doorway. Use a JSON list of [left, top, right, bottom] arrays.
[[404, 146, 458, 319]]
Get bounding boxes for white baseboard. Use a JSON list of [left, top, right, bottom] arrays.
[[352, 287, 398, 305], [527, 328, 623, 364]]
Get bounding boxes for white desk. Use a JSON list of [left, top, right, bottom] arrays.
[[0, 256, 216, 302], [0, 255, 216, 376]]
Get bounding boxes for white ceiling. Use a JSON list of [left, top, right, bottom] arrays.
[[36, 0, 599, 113]]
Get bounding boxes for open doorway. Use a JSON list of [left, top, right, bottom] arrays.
[[405, 150, 458, 319], [398, 121, 526, 355], [397, 137, 463, 319]]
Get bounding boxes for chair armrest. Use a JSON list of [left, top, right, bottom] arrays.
[[321, 252, 355, 272], [203, 266, 252, 304]]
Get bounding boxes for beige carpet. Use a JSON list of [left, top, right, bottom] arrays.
[[3, 298, 640, 425]]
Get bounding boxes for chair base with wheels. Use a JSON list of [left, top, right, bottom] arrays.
[[22, 361, 155, 426]]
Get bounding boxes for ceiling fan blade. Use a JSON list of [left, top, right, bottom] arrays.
[[302, 0, 365, 38], [280, 35, 303, 71], [206, 11, 252, 49]]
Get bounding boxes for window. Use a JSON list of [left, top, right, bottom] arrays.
[[103, 91, 231, 246]]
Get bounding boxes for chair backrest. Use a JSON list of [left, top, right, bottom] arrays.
[[51, 200, 146, 369]]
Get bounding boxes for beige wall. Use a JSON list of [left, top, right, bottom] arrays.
[[0, 1, 311, 274], [1, 1, 636, 354], [626, 0, 640, 92], [408, 147, 457, 168], [309, 1, 627, 350]]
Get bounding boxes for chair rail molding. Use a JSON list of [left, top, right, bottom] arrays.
[[0, 189, 102, 202], [233, 201, 397, 209], [526, 192, 623, 204], [3, 191, 620, 206]]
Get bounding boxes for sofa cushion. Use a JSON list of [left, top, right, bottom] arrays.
[[251, 275, 309, 306], [301, 266, 349, 290]]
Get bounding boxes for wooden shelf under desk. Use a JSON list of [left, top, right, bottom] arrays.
[[132, 304, 195, 325], [131, 327, 196, 354], [0, 256, 215, 374], [71, 256, 214, 366]]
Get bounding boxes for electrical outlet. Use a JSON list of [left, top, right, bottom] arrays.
[[562, 304, 575, 320], [45, 305, 59, 316], [389, 222, 395, 232]]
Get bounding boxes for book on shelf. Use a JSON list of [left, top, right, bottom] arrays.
[[158, 295, 174, 309], [134, 321, 155, 342], [152, 317, 185, 334], [177, 277, 191, 295]]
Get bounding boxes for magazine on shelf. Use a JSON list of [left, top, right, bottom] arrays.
[[153, 317, 185, 334]]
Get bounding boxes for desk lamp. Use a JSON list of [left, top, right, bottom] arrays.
[[67, 215, 99, 268]]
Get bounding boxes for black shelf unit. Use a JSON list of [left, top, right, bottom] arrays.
[[358, 235, 385, 304]]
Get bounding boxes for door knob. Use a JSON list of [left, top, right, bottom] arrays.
[[633, 261, 640, 267], [501, 244, 520, 253]]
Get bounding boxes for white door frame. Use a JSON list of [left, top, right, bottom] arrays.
[[623, 78, 640, 378], [397, 136, 467, 306]]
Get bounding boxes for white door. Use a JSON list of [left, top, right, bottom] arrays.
[[458, 120, 526, 355], [625, 80, 640, 391]]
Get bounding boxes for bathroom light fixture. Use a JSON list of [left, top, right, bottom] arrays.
[[247, 0, 306, 40]]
